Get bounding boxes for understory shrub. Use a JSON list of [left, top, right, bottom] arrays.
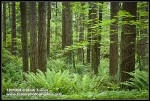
[[121, 70, 148, 90], [25, 68, 115, 94]]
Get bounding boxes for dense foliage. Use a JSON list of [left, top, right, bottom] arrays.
[[2, 1, 148, 100]]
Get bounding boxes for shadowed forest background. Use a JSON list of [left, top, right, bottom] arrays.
[[1, 1, 148, 100]]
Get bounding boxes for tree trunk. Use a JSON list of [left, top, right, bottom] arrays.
[[20, 2, 29, 79], [97, 2, 103, 73], [11, 2, 17, 55], [87, 3, 92, 63], [75, 14, 79, 64], [90, 2, 99, 74], [137, 2, 148, 70], [3, 2, 6, 46], [62, 2, 73, 64], [109, 2, 119, 81], [29, 2, 38, 73], [8, 2, 11, 37], [76, 14, 79, 41], [78, 3, 85, 64], [62, 2, 66, 49], [38, 2, 47, 72], [120, 2, 137, 82], [47, 2, 51, 56], [55, 2, 58, 37], [8, 3, 11, 23]]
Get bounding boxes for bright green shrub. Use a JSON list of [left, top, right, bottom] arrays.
[[46, 58, 67, 72], [25, 68, 112, 94], [25, 69, 75, 94], [121, 70, 148, 90], [2, 78, 19, 95], [2, 47, 23, 84]]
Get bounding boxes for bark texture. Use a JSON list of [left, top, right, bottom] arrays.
[[38, 2, 47, 72], [109, 2, 119, 81], [29, 2, 38, 73], [120, 2, 137, 82]]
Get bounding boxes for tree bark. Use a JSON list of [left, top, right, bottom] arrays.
[[120, 2, 137, 82], [8, 3, 11, 23], [62, 2, 66, 49], [109, 2, 119, 81], [8, 2, 11, 35], [11, 2, 17, 55], [20, 2, 29, 79], [78, 3, 85, 64], [47, 2, 51, 56], [137, 2, 148, 70], [62, 2, 73, 64], [90, 2, 99, 74], [3, 2, 6, 46], [97, 2, 103, 72], [87, 3, 92, 63], [29, 2, 38, 73], [55, 2, 58, 37], [38, 2, 47, 72]]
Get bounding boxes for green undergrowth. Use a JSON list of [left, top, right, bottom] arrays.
[[2, 90, 148, 100], [24, 68, 116, 94], [121, 70, 148, 91], [2, 49, 149, 100]]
